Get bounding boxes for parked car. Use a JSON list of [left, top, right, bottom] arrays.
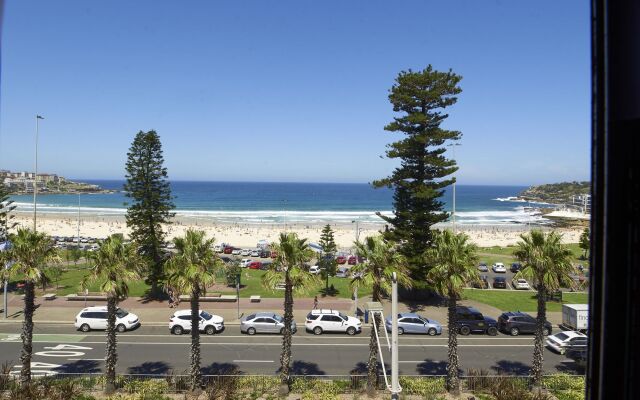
[[347, 256, 357, 265], [270, 251, 278, 259], [75, 306, 140, 332], [213, 245, 223, 253], [260, 261, 272, 270], [308, 265, 321, 275], [336, 266, 350, 278], [232, 248, 242, 255], [240, 249, 250, 256], [492, 263, 507, 273], [248, 261, 262, 269], [455, 306, 498, 335], [512, 278, 531, 290], [385, 313, 441, 335], [250, 250, 260, 257], [240, 312, 295, 335], [305, 309, 362, 335], [510, 262, 522, 273], [336, 256, 346, 264], [492, 276, 507, 289], [240, 258, 252, 268], [545, 331, 588, 354], [223, 247, 233, 254], [259, 249, 271, 258], [478, 262, 488, 272], [472, 275, 489, 289], [169, 310, 224, 335], [497, 311, 552, 336]]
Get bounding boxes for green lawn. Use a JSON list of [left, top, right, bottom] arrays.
[[463, 289, 588, 312], [477, 243, 589, 270]]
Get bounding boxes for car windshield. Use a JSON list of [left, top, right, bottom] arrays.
[[201, 311, 212, 320], [418, 316, 428, 323], [555, 333, 570, 341], [339, 312, 348, 320], [273, 314, 283, 322], [115, 308, 129, 318]]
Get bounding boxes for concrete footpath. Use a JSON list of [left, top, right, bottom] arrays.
[[0, 293, 563, 327]]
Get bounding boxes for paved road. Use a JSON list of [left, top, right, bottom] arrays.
[[0, 323, 582, 377]]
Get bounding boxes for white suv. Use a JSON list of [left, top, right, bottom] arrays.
[[74, 306, 140, 332], [305, 309, 362, 335], [169, 309, 224, 335]]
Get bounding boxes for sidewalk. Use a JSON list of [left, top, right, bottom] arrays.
[[1, 293, 563, 327]]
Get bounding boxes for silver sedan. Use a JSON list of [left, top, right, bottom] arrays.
[[240, 312, 297, 335], [385, 313, 442, 335]]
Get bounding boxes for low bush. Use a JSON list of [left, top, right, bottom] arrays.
[[399, 376, 446, 396]]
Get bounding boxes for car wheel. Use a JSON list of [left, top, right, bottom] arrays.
[[346, 326, 356, 336], [172, 326, 184, 335], [80, 323, 90, 332], [205, 325, 216, 335], [117, 324, 126, 333], [543, 327, 551, 336], [397, 327, 404, 335], [460, 326, 471, 335], [487, 327, 498, 336], [510, 327, 520, 336], [313, 326, 323, 335], [247, 327, 256, 335], [428, 328, 437, 336]]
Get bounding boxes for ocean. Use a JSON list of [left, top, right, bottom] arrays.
[[9, 181, 552, 226]]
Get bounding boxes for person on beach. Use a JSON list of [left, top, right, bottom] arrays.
[[313, 296, 318, 309]]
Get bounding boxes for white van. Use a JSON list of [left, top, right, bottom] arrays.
[[74, 306, 140, 332]]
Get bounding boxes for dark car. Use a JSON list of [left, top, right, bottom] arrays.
[[455, 306, 498, 335], [472, 275, 489, 289], [336, 256, 346, 264], [347, 256, 357, 265], [497, 311, 553, 336], [259, 249, 271, 258], [493, 276, 507, 289], [511, 263, 522, 273], [223, 246, 233, 254]]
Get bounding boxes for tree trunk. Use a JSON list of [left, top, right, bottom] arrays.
[[532, 283, 547, 385], [279, 272, 293, 393], [20, 281, 35, 387], [446, 295, 460, 394], [366, 282, 381, 395], [104, 295, 118, 394], [190, 288, 201, 391]]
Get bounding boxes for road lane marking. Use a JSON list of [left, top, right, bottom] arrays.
[[68, 358, 105, 361], [232, 360, 274, 363], [43, 341, 535, 347]]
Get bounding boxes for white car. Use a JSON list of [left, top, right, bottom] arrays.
[[241, 249, 251, 256], [250, 250, 260, 257], [512, 278, 531, 290], [305, 309, 362, 335], [75, 306, 140, 332], [213, 245, 223, 253], [308, 265, 321, 275], [336, 266, 350, 278], [169, 310, 224, 335], [545, 331, 588, 354], [492, 263, 507, 273], [240, 258, 252, 267], [231, 249, 241, 255]]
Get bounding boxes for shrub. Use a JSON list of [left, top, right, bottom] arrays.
[[398, 376, 445, 396]]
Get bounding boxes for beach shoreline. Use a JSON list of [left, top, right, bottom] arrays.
[[13, 212, 583, 248]]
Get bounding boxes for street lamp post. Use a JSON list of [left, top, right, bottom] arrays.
[[448, 143, 461, 233], [33, 115, 44, 232]]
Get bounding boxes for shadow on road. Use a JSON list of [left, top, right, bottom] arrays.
[[201, 362, 240, 375], [55, 360, 100, 374], [285, 361, 325, 375], [416, 359, 452, 375], [490, 360, 530, 375], [128, 361, 172, 375]]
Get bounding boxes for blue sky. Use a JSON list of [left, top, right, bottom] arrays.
[[0, 1, 590, 185]]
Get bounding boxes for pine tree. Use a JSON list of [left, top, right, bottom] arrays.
[[318, 224, 337, 290], [0, 176, 17, 241], [124, 130, 175, 296], [373, 66, 462, 279]]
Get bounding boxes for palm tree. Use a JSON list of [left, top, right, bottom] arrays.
[[165, 229, 220, 392], [350, 235, 411, 395], [425, 230, 479, 395], [82, 234, 143, 394], [2, 228, 59, 387], [513, 230, 574, 386], [262, 232, 318, 393]]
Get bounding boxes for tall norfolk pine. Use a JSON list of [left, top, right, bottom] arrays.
[[373, 66, 462, 278], [124, 130, 175, 295]]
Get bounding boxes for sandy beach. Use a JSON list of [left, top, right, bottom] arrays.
[[13, 213, 583, 248]]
